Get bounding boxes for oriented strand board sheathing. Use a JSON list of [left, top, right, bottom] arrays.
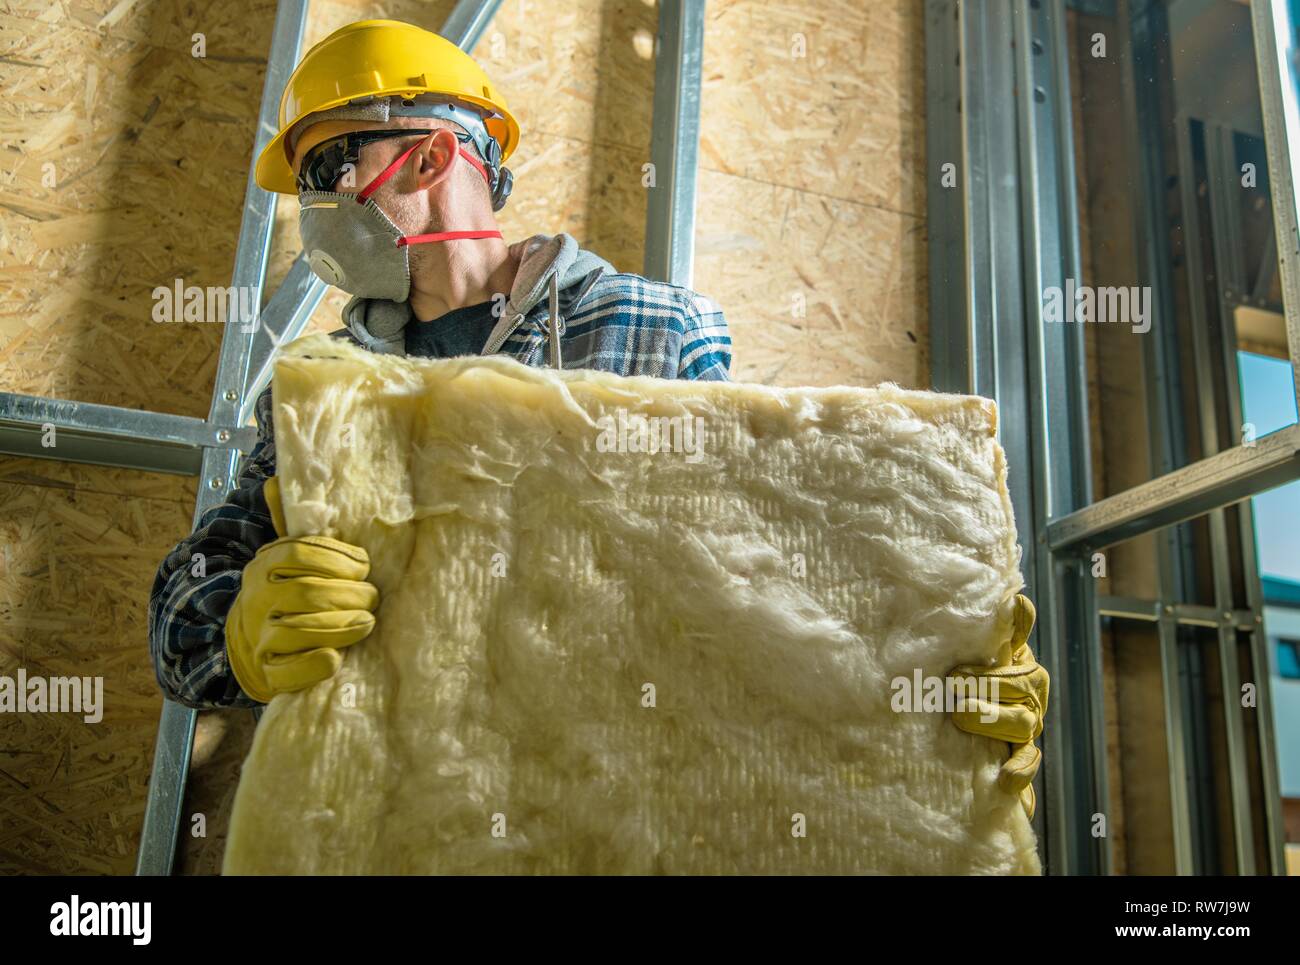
[[224, 335, 1038, 875], [700, 0, 926, 217], [0, 459, 253, 878], [0, 456, 198, 504], [696, 0, 929, 390], [694, 167, 928, 390], [0, 0, 280, 416], [0, 461, 193, 875]]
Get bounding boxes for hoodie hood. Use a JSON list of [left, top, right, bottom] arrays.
[[341, 232, 615, 355]]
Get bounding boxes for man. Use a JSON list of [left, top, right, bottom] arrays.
[[148, 19, 1046, 818]]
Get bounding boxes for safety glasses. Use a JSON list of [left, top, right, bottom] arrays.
[[296, 128, 476, 194]]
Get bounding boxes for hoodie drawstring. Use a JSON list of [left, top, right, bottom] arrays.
[[548, 273, 562, 370]]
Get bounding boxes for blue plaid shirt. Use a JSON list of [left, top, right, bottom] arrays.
[[148, 271, 732, 708]]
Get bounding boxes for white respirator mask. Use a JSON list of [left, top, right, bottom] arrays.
[[294, 100, 512, 302]]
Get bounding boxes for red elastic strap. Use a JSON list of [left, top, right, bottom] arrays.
[[398, 230, 503, 246], [357, 140, 493, 203], [456, 148, 492, 188]]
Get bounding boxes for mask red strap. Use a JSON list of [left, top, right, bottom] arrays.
[[455, 149, 492, 189], [398, 229, 502, 246], [357, 138, 494, 203]]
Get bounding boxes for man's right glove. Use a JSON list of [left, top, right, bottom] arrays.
[[225, 476, 380, 703], [948, 594, 1049, 820]]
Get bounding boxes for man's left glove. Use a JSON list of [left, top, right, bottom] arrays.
[[224, 476, 380, 703], [948, 594, 1049, 820]]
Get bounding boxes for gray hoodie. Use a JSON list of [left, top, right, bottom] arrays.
[[340, 231, 615, 356]]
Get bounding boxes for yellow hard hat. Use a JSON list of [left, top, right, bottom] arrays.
[[255, 19, 520, 195]]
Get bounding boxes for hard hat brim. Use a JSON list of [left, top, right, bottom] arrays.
[[255, 91, 518, 195], [253, 20, 521, 195]]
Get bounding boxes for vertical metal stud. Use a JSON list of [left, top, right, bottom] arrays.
[[1247, 0, 1299, 874], [643, 0, 706, 287]]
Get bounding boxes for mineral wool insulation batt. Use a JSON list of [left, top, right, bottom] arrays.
[[223, 334, 1041, 875]]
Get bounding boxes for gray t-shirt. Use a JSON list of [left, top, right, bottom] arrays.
[[404, 299, 500, 358]]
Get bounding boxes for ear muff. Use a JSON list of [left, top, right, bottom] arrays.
[[491, 166, 514, 212], [476, 135, 512, 212]]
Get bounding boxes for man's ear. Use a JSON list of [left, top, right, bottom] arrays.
[[412, 129, 460, 191]]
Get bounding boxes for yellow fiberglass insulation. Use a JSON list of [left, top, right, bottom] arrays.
[[222, 334, 1041, 875]]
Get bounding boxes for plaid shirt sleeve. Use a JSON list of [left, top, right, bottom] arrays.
[[678, 291, 733, 382], [147, 387, 278, 709]]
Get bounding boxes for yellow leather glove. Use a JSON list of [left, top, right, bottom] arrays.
[[948, 594, 1049, 820], [225, 476, 380, 703]]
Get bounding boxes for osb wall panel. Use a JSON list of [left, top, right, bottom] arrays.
[[0, 455, 197, 504], [698, 0, 928, 388], [0, 455, 194, 875], [0, 461, 194, 874], [2, 0, 281, 417], [695, 167, 926, 387], [5, 0, 931, 875]]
